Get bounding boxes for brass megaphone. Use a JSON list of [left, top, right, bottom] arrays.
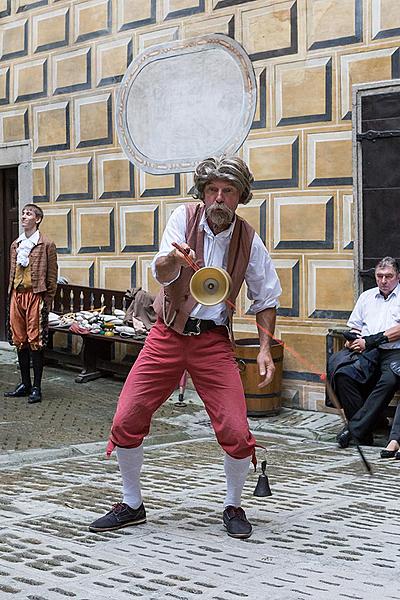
[[190, 267, 232, 306]]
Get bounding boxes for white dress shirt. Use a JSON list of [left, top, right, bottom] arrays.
[[151, 204, 281, 325], [347, 283, 400, 349]]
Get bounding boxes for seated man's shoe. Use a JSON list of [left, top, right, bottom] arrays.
[[380, 449, 397, 459], [395, 452, 400, 461], [336, 427, 351, 449], [28, 387, 42, 404], [336, 427, 373, 448], [223, 506, 252, 539], [89, 502, 146, 532], [4, 383, 31, 398]]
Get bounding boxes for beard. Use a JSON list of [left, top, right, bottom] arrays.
[[205, 202, 234, 228]]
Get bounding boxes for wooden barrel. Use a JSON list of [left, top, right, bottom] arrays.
[[235, 338, 284, 416]]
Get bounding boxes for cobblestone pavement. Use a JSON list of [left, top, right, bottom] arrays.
[[0, 349, 197, 454], [1, 349, 400, 599], [1, 437, 400, 600]]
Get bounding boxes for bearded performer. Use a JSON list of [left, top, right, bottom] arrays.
[[89, 156, 281, 539], [4, 204, 58, 404]]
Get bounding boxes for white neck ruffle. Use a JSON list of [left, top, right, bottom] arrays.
[[16, 230, 40, 267]]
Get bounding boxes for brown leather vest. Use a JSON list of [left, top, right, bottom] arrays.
[[153, 203, 255, 334]]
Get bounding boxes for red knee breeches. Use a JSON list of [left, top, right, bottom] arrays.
[[107, 320, 256, 459]]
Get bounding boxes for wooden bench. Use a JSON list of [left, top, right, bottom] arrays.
[[46, 283, 146, 383]]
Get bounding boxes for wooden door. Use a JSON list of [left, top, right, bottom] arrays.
[[0, 167, 19, 340], [357, 89, 400, 290]]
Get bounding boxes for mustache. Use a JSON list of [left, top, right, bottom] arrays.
[[205, 202, 234, 226]]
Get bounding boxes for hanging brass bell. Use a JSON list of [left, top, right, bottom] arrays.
[[190, 266, 232, 306], [253, 459, 272, 497]]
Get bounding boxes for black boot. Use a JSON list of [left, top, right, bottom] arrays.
[[28, 350, 44, 404], [4, 347, 32, 397], [28, 387, 42, 404]]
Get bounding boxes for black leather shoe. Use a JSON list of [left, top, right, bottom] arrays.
[[28, 387, 42, 404], [336, 427, 351, 449], [4, 383, 31, 398], [380, 449, 397, 459], [395, 452, 400, 461], [89, 502, 146, 532], [223, 506, 252, 539]]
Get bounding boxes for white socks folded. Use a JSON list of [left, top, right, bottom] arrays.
[[116, 445, 251, 510], [116, 445, 144, 510], [223, 453, 251, 508]]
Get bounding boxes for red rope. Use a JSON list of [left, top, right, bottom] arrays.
[[171, 241, 372, 474], [172, 241, 322, 374]]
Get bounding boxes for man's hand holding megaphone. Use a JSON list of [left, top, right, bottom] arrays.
[[171, 242, 197, 267], [155, 242, 197, 284]]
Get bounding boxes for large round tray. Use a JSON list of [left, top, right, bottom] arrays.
[[116, 34, 257, 174]]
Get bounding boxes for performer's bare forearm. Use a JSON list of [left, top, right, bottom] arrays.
[[256, 307, 276, 351]]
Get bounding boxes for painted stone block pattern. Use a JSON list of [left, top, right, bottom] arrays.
[[32, 7, 69, 53], [77, 206, 114, 253], [75, 0, 111, 43], [0, 109, 28, 142], [74, 93, 113, 148], [241, 1, 297, 61], [0, 19, 27, 61], [33, 102, 70, 152], [41, 207, 72, 254], [32, 160, 50, 202]]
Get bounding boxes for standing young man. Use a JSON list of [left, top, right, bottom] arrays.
[[89, 156, 281, 539], [4, 203, 58, 404]]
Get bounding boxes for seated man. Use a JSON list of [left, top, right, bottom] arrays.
[[330, 257, 400, 448]]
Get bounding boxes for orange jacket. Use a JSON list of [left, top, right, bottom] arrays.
[[8, 232, 58, 305]]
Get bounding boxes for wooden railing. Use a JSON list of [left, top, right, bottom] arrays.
[[53, 283, 128, 315]]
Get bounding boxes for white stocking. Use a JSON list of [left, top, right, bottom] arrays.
[[116, 445, 144, 509], [223, 453, 251, 508]]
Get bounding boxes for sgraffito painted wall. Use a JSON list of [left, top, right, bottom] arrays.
[[1, 0, 399, 409]]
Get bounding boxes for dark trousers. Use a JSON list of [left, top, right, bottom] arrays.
[[335, 349, 400, 440], [389, 404, 400, 442]]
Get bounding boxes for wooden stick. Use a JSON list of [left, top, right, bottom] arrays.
[[325, 379, 372, 475]]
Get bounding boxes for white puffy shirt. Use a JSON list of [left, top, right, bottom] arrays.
[[151, 204, 281, 325], [16, 230, 40, 267], [347, 284, 400, 349]]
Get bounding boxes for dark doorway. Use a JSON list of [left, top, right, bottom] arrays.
[[0, 167, 19, 340], [357, 89, 400, 290]]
